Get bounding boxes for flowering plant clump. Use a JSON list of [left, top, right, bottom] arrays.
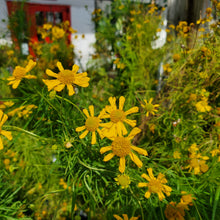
[[0, 0, 220, 219]]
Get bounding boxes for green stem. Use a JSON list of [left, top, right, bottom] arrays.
[[3, 125, 52, 141], [55, 95, 86, 119], [129, 187, 144, 220]]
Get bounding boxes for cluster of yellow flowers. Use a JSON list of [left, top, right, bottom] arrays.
[[164, 192, 196, 220]]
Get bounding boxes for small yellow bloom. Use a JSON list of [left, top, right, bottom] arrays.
[[114, 174, 131, 189], [164, 201, 185, 220], [138, 168, 172, 201], [43, 62, 90, 96], [186, 152, 209, 175], [195, 97, 211, 112], [141, 98, 159, 117], [173, 53, 181, 62], [113, 214, 139, 220], [180, 191, 196, 206], [7, 60, 36, 89], [43, 23, 52, 30], [100, 127, 148, 173], [163, 63, 172, 73], [101, 96, 139, 137], [0, 110, 13, 150], [75, 105, 104, 145], [173, 151, 181, 159]]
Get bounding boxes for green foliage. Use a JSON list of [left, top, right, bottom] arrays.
[[0, 0, 220, 219]]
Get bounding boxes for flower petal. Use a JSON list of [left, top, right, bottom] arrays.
[[0, 137, 3, 150], [122, 214, 129, 220], [54, 83, 65, 92], [103, 152, 115, 161], [119, 96, 125, 110], [131, 145, 148, 156], [128, 127, 141, 140], [1, 130, 12, 140], [108, 97, 117, 109], [46, 69, 58, 78], [125, 106, 139, 115], [75, 125, 86, 132], [138, 182, 148, 187], [144, 191, 151, 199], [91, 131, 96, 144], [124, 119, 137, 127], [79, 130, 89, 139], [67, 84, 75, 96], [129, 152, 142, 168], [25, 60, 36, 72], [12, 80, 21, 89], [141, 173, 151, 181], [72, 64, 79, 73], [119, 157, 126, 173], [57, 62, 64, 72], [113, 215, 123, 220], [24, 75, 37, 79], [89, 105, 94, 117], [83, 109, 90, 118], [43, 79, 61, 91], [0, 113, 8, 127], [100, 146, 112, 154], [147, 168, 155, 179]]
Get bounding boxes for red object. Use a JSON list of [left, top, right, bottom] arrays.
[[6, 1, 71, 55]]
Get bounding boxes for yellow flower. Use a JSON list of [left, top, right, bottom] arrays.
[[173, 151, 181, 159], [188, 143, 199, 153], [52, 26, 65, 39], [138, 168, 172, 201], [43, 62, 90, 96], [164, 201, 185, 220], [113, 214, 139, 220], [100, 127, 148, 173], [114, 174, 131, 189], [173, 53, 181, 62], [163, 63, 172, 73], [101, 96, 139, 137], [75, 105, 104, 144], [195, 97, 211, 112], [180, 191, 196, 206], [141, 98, 159, 117], [43, 23, 52, 30], [186, 152, 209, 175], [7, 60, 36, 89], [0, 110, 13, 150]]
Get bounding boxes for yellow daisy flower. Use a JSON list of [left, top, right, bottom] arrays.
[[43, 62, 90, 96], [75, 105, 104, 145], [113, 214, 139, 220], [138, 168, 172, 201], [0, 110, 13, 150], [101, 96, 139, 137], [141, 98, 159, 117], [100, 127, 148, 173], [7, 60, 36, 89], [114, 174, 131, 189]]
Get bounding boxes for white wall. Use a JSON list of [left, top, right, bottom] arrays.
[[0, 0, 12, 45]]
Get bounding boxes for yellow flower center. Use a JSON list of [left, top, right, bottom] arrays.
[[57, 70, 75, 84], [112, 136, 131, 157], [13, 67, 26, 79], [110, 110, 125, 123], [117, 174, 130, 188], [85, 117, 99, 132], [145, 103, 154, 112], [148, 179, 162, 193]]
